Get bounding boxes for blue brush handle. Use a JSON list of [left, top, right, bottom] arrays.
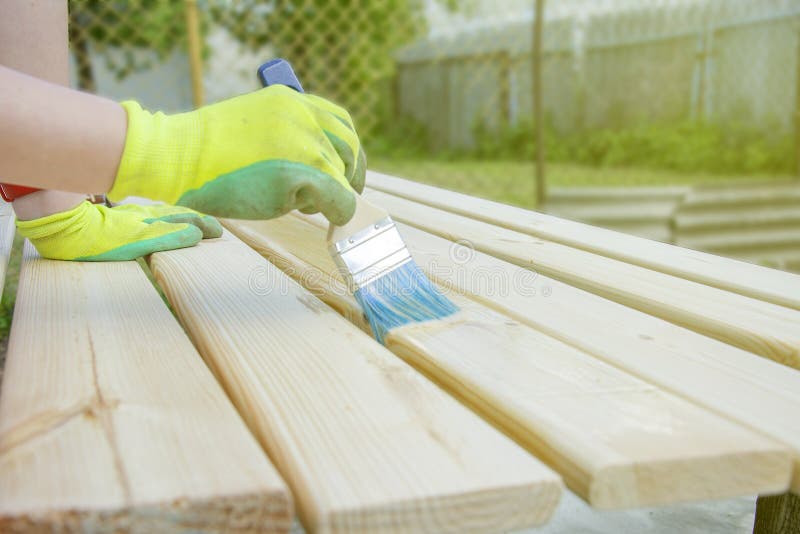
[[257, 59, 304, 94]]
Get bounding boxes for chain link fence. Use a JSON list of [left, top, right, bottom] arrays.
[[67, 0, 194, 111], [65, 0, 800, 267], [68, 0, 800, 184]]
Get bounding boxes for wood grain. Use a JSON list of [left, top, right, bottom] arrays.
[[0, 243, 291, 532], [362, 189, 800, 370], [225, 216, 792, 508], [0, 201, 14, 299], [381, 223, 800, 492], [266, 210, 800, 495], [367, 171, 800, 311], [148, 232, 562, 533], [754, 492, 800, 534]]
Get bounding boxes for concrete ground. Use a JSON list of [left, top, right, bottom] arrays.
[[289, 491, 756, 533], [525, 489, 756, 534]]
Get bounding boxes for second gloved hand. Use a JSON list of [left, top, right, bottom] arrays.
[[16, 201, 222, 261], [109, 86, 366, 225]]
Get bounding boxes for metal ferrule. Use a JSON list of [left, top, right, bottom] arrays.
[[330, 216, 413, 290]]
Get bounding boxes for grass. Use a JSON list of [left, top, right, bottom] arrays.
[[370, 158, 793, 209]]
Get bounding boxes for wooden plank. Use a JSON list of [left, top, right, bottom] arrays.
[[754, 492, 800, 534], [148, 232, 562, 532], [587, 223, 671, 244], [545, 186, 690, 202], [682, 182, 800, 210], [543, 203, 677, 224], [541, 188, 680, 243], [0, 201, 14, 299], [676, 227, 800, 254], [0, 243, 291, 532], [362, 188, 800, 370], [233, 213, 800, 495], [366, 171, 800, 311], [674, 205, 800, 232], [225, 216, 793, 508], [391, 223, 800, 495], [0, 202, 17, 412]]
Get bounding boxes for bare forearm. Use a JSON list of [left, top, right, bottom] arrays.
[[0, 65, 126, 195], [0, 0, 88, 218]]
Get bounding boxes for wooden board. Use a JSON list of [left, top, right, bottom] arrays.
[[0, 201, 14, 299], [362, 189, 800, 370], [407, 224, 800, 494], [674, 205, 800, 232], [389, 225, 800, 493], [676, 227, 800, 255], [366, 171, 800, 311], [257, 211, 800, 495], [148, 231, 562, 533], [0, 243, 291, 532], [224, 216, 792, 508]]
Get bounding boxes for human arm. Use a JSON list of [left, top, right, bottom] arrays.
[[0, 0, 92, 219], [0, 0, 223, 261], [0, 64, 366, 225], [0, 65, 127, 196]]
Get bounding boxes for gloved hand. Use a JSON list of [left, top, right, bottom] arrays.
[[16, 201, 222, 261], [109, 85, 366, 225]]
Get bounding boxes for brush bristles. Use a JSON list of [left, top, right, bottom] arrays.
[[354, 260, 459, 344]]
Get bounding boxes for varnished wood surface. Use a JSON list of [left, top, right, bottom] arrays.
[[225, 216, 792, 508], [388, 221, 800, 494], [0, 201, 15, 300], [367, 171, 800, 311], [362, 189, 800, 371], [149, 232, 562, 533], [0, 242, 291, 532]]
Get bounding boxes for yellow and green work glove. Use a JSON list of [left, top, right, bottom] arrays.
[[16, 201, 222, 261], [109, 85, 366, 225]]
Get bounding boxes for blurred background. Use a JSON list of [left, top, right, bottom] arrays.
[[66, 0, 800, 273]]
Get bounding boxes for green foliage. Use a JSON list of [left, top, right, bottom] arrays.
[[467, 119, 794, 175], [208, 0, 448, 133], [0, 305, 11, 343], [68, 0, 187, 81], [369, 115, 793, 176], [365, 116, 431, 158]]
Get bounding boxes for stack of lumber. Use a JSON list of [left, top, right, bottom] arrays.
[[0, 201, 563, 531], [0, 241, 292, 532], [2, 167, 800, 533], [543, 180, 800, 272], [542, 185, 688, 242], [225, 214, 793, 508], [674, 181, 800, 271], [363, 172, 800, 365], [147, 232, 562, 532]]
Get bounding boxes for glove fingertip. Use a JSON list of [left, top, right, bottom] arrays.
[[321, 187, 357, 226], [200, 215, 224, 239], [353, 149, 367, 194]]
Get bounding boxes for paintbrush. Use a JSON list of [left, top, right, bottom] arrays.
[[258, 59, 459, 343], [328, 195, 458, 342]]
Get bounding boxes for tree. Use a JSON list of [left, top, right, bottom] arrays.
[[209, 0, 444, 134], [68, 0, 188, 91]]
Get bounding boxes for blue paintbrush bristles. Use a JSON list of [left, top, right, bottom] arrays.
[[354, 260, 459, 344]]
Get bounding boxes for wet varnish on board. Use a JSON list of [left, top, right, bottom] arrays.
[[225, 215, 792, 508], [149, 231, 562, 533], [0, 242, 291, 532]]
